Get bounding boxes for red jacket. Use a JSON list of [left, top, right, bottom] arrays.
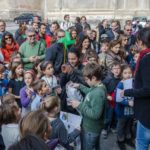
[[1, 43, 19, 63]]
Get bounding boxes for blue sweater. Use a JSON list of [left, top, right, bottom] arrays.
[[115, 81, 134, 118]]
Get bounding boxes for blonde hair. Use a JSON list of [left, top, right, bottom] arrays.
[[41, 96, 60, 113]]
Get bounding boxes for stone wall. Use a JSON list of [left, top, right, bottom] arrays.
[[0, 0, 150, 21]]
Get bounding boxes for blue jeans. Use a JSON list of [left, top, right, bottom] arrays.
[[136, 121, 150, 150], [81, 130, 101, 150]]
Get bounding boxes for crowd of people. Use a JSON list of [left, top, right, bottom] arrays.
[[0, 14, 150, 150]]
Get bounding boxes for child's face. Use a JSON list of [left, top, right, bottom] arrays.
[[133, 53, 139, 63], [68, 53, 79, 67], [41, 82, 49, 95], [84, 76, 96, 87], [44, 64, 54, 76], [122, 68, 132, 80], [24, 73, 33, 86], [88, 57, 98, 64], [15, 64, 23, 76], [111, 65, 121, 77], [0, 72, 4, 79], [101, 43, 109, 53]]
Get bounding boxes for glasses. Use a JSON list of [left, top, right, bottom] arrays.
[[58, 35, 65, 38], [28, 34, 35, 38], [5, 37, 11, 40], [126, 29, 132, 32]]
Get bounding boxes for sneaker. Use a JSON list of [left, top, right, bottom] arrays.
[[101, 129, 108, 139]]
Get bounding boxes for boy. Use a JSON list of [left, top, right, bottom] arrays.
[[102, 62, 121, 138], [70, 63, 107, 150]]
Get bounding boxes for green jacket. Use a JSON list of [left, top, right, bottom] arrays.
[[19, 41, 46, 70], [77, 83, 107, 133]]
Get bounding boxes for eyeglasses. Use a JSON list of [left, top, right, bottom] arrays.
[[58, 35, 65, 38], [5, 37, 11, 40], [126, 29, 132, 32], [28, 34, 35, 38]]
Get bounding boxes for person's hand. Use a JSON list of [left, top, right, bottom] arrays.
[[35, 56, 40, 61], [128, 100, 134, 107], [120, 90, 124, 98], [71, 83, 80, 89], [29, 56, 36, 62], [69, 100, 80, 108], [107, 95, 112, 101], [61, 64, 73, 74], [26, 88, 32, 98]]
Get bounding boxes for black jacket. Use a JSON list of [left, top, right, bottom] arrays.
[[102, 73, 120, 93], [45, 43, 64, 75], [124, 53, 150, 128]]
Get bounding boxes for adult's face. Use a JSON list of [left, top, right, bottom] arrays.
[[51, 24, 57, 33], [40, 25, 46, 35], [111, 43, 120, 54], [81, 17, 86, 24], [82, 38, 90, 50], [0, 22, 5, 32], [124, 25, 132, 36], [111, 22, 118, 32], [32, 23, 39, 32], [4, 35, 13, 45], [57, 31, 65, 40], [27, 31, 36, 44]]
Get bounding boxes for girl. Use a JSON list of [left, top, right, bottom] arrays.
[[40, 61, 61, 95], [20, 70, 35, 116], [19, 110, 53, 149], [8, 61, 25, 107], [115, 65, 134, 145], [0, 101, 21, 149], [41, 96, 80, 149]]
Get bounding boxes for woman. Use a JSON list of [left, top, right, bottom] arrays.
[[123, 28, 150, 150], [106, 39, 126, 69], [1, 32, 19, 64], [76, 35, 91, 65]]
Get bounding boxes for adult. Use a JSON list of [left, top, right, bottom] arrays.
[[15, 22, 27, 46], [60, 14, 73, 31], [80, 16, 91, 31], [123, 28, 150, 150], [49, 21, 60, 37], [1, 32, 19, 64], [36, 23, 52, 48], [19, 27, 46, 70], [106, 39, 126, 70], [106, 20, 120, 41], [45, 29, 65, 75], [0, 20, 7, 47], [124, 24, 136, 48], [74, 17, 83, 34], [32, 22, 39, 35]]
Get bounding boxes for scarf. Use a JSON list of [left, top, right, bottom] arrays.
[[134, 48, 150, 76]]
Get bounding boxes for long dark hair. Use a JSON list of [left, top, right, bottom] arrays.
[[1, 32, 16, 48]]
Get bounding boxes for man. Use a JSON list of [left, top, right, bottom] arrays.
[[80, 16, 91, 31], [0, 20, 6, 47], [50, 21, 60, 37], [32, 22, 39, 35], [106, 20, 120, 41], [36, 23, 52, 48], [124, 24, 136, 48], [19, 27, 46, 70], [60, 14, 73, 31], [45, 29, 65, 75]]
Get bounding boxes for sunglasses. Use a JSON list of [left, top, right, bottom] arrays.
[[28, 34, 35, 38], [5, 37, 11, 40]]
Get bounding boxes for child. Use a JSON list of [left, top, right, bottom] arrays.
[[101, 62, 121, 138], [0, 101, 21, 149], [86, 50, 98, 64], [41, 96, 80, 149], [115, 65, 134, 146], [40, 61, 61, 95], [0, 64, 8, 97], [8, 61, 25, 107], [70, 63, 107, 150], [20, 70, 35, 116], [31, 79, 50, 111]]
